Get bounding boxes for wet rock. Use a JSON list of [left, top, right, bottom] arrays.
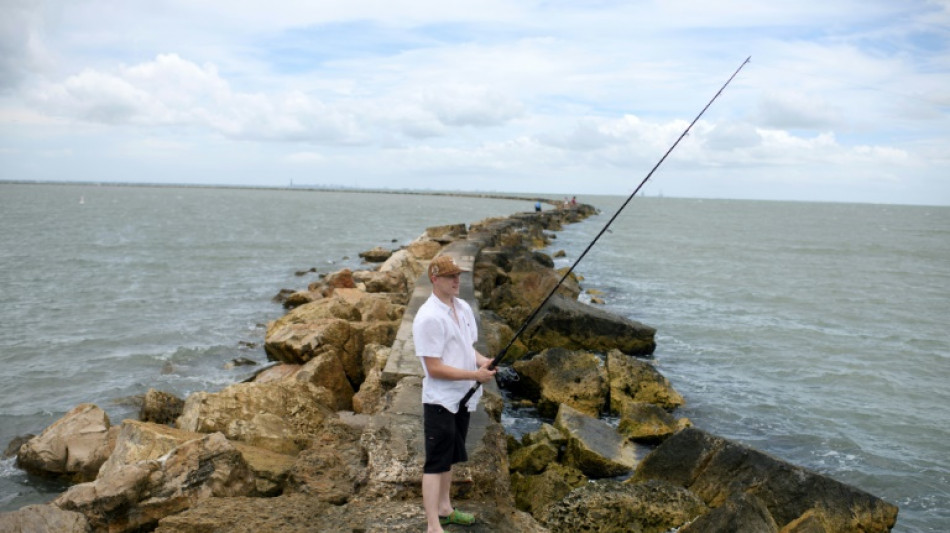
[[17, 404, 117, 483], [679, 492, 779, 533], [554, 404, 643, 478], [509, 440, 558, 475], [616, 400, 690, 443], [3, 434, 34, 459], [523, 294, 656, 356], [140, 388, 185, 426], [632, 428, 899, 532], [512, 347, 607, 417], [538, 479, 707, 533], [607, 349, 683, 411], [511, 462, 587, 518], [0, 504, 90, 533]]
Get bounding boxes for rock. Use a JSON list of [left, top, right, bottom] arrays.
[[17, 403, 116, 482], [511, 347, 607, 417], [679, 492, 779, 533], [248, 363, 301, 383], [554, 404, 644, 478], [264, 317, 357, 365], [358, 246, 393, 263], [0, 504, 90, 533], [424, 223, 467, 243], [352, 345, 391, 415], [509, 440, 558, 474], [281, 290, 317, 309], [177, 380, 336, 455], [352, 269, 408, 294], [140, 389, 185, 425], [98, 420, 202, 479], [632, 428, 899, 532], [522, 422, 567, 448], [379, 249, 425, 285], [3, 434, 34, 459], [320, 268, 357, 295], [511, 463, 587, 517], [293, 349, 355, 411], [538, 479, 707, 533], [55, 433, 256, 533], [406, 238, 442, 260], [225, 356, 257, 368], [523, 294, 656, 356], [284, 418, 366, 503], [607, 349, 684, 411], [155, 496, 545, 533], [616, 400, 690, 443]]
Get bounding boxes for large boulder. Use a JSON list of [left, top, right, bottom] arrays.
[[523, 294, 656, 356], [99, 419, 293, 497], [616, 400, 690, 443], [554, 404, 645, 478], [358, 246, 392, 263], [538, 479, 707, 533], [293, 350, 355, 411], [54, 432, 256, 533], [379, 249, 425, 285], [264, 317, 358, 365], [352, 269, 409, 296], [511, 347, 607, 417], [510, 462, 587, 518], [607, 350, 683, 411], [284, 418, 366, 504], [0, 504, 90, 533], [17, 404, 117, 482], [177, 380, 335, 454], [633, 428, 900, 532]]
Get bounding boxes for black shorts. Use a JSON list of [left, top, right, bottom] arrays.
[[423, 403, 471, 474]]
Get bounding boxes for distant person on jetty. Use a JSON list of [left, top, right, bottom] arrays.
[[534, 200, 542, 212], [413, 255, 497, 532]]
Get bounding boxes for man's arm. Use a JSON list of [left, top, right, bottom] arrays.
[[474, 349, 492, 369], [422, 356, 495, 383]]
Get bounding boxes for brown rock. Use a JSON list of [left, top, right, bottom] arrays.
[[539, 479, 707, 533], [512, 347, 607, 418], [177, 380, 336, 454], [554, 404, 644, 478], [358, 246, 393, 263], [0, 504, 90, 533], [607, 350, 684, 411], [17, 403, 116, 482], [633, 428, 899, 533]]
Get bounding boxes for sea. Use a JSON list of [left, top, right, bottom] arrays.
[[0, 183, 947, 532]]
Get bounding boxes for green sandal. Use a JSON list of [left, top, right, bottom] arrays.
[[439, 509, 476, 526]]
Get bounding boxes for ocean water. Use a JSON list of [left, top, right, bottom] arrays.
[[1, 184, 947, 532]]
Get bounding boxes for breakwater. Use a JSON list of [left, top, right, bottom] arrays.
[[1, 202, 898, 532]]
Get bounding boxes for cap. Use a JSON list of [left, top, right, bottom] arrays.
[[428, 255, 468, 278]]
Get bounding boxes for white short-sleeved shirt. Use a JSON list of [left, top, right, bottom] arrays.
[[413, 293, 481, 413]]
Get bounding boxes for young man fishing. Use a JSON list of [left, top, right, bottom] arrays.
[[412, 255, 496, 532]]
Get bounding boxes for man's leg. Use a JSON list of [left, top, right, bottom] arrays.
[[438, 469, 453, 516], [423, 472, 445, 532]]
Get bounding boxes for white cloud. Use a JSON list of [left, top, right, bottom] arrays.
[[0, 1, 947, 204]]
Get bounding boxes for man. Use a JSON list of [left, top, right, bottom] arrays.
[[413, 255, 496, 532]]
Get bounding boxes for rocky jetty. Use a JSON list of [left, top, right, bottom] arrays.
[[1, 202, 898, 532]]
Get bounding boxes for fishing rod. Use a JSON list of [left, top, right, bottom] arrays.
[[459, 56, 751, 411]]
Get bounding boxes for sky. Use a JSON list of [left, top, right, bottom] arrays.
[[1, 1, 948, 205]]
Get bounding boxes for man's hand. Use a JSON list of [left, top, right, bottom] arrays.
[[473, 362, 497, 383]]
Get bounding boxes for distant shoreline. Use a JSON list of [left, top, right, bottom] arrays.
[[0, 179, 563, 206]]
